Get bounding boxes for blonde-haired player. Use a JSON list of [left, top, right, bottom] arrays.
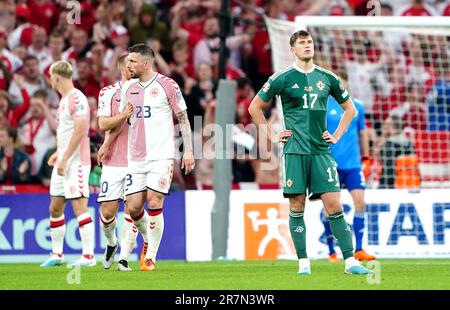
[[41, 60, 95, 267]]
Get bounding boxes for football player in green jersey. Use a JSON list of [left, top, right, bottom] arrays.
[[249, 30, 372, 275]]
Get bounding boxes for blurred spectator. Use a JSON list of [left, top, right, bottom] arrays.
[[347, 0, 370, 15], [442, 2, 450, 16], [27, 0, 58, 34], [405, 37, 437, 91], [7, 4, 35, 49], [103, 25, 130, 67], [130, 4, 171, 56], [169, 40, 196, 81], [236, 77, 255, 127], [170, 0, 210, 50], [344, 35, 391, 117], [210, 47, 246, 81], [8, 54, 55, 108], [62, 28, 89, 64], [0, 75, 30, 128], [372, 58, 407, 132], [38, 147, 55, 187], [19, 90, 56, 182], [248, 28, 272, 91], [380, 4, 411, 53], [376, 115, 415, 189], [184, 62, 215, 130], [389, 82, 427, 131], [28, 26, 50, 72], [399, 0, 439, 16], [0, 0, 15, 31], [427, 65, 450, 130], [0, 26, 23, 91], [74, 58, 101, 99], [42, 31, 65, 82], [12, 43, 28, 62], [0, 125, 32, 184], [193, 16, 252, 71], [92, 3, 116, 43]]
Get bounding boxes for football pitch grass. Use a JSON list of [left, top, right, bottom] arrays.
[[1, 259, 449, 290]]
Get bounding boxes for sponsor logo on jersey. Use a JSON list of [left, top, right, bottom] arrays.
[[316, 81, 325, 90], [262, 82, 270, 92], [292, 83, 299, 89], [130, 92, 140, 95]]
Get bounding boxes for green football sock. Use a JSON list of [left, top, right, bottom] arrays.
[[328, 211, 354, 259], [289, 210, 307, 259]]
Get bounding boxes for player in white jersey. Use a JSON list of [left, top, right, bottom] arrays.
[[96, 54, 141, 271], [119, 44, 194, 271], [41, 60, 95, 268]]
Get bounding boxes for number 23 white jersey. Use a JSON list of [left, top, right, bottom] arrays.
[[119, 73, 187, 170]]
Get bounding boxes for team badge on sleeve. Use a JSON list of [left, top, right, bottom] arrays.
[[262, 82, 270, 92]]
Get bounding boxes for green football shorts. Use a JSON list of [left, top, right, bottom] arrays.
[[282, 153, 340, 200]]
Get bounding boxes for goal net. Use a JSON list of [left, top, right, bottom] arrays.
[[264, 16, 450, 188]]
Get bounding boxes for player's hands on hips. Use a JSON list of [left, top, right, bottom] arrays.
[[97, 144, 109, 165], [181, 151, 195, 175], [48, 152, 57, 167], [322, 131, 337, 144], [57, 160, 66, 176], [277, 130, 292, 143]]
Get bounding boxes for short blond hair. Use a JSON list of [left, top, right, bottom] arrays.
[[50, 60, 73, 79]]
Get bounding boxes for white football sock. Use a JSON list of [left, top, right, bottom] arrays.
[[100, 212, 117, 247], [119, 213, 138, 261], [50, 215, 65, 255], [131, 210, 149, 243], [145, 209, 164, 262], [77, 212, 94, 257]]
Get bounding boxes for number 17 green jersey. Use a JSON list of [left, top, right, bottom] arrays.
[[258, 64, 350, 155]]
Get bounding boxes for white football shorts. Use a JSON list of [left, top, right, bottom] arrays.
[[97, 165, 129, 202], [125, 159, 174, 196], [50, 163, 90, 199]]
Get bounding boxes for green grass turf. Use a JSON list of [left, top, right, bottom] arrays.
[[0, 259, 449, 290]]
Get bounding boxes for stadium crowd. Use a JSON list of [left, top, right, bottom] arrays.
[[0, 0, 449, 189]]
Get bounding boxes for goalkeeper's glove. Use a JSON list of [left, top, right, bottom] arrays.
[[361, 155, 372, 180]]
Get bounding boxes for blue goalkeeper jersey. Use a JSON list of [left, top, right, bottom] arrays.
[[326, 97, 365, 170]]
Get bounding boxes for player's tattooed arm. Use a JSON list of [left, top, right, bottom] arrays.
[[176, 110, 193, 153], [176, 110, 195, 174]]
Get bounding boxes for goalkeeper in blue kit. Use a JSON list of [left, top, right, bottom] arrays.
[[322, 72, 376, 263]]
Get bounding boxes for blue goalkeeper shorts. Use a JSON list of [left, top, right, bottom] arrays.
[[338, 168, 365, 191]]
